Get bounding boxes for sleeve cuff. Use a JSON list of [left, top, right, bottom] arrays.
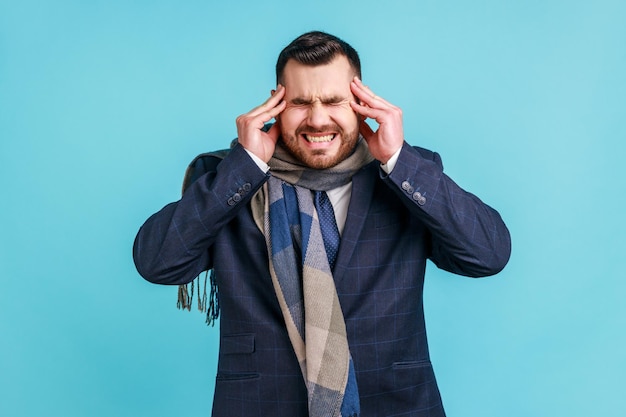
[[380, 146, 402, 174], [244, 148, 270, 173]]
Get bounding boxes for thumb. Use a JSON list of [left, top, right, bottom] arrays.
[[359, 118, 375, 142], [266, 121, 281, 145]]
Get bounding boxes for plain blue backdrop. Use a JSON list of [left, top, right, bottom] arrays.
[[1, 1, 625, 416]]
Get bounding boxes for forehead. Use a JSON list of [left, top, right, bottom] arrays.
[[282, 55, 355, 99]]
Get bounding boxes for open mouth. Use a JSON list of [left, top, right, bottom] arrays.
[[303, 133, 336, 143]]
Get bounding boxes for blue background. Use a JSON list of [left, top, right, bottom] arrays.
[[1, 1, 625, 416]]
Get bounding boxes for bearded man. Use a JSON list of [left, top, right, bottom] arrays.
[[133, 31, 511, 417]]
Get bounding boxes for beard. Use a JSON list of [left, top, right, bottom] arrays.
[[279, 123, 360, 170]]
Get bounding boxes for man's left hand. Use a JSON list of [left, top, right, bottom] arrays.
[[350, 77, 404, 164]]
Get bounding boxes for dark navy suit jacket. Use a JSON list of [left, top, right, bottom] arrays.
[[133, 141, 511, 417]]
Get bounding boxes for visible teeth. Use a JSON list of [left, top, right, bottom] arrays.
[[305, 134, 334, 143]]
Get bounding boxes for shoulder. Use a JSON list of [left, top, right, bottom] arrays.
[[410, 145, 437, 161], [401, 143, 444, 169], [181, 149, 230, 193]]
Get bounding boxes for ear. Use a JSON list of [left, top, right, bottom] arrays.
[[271, 89, 276, 96]]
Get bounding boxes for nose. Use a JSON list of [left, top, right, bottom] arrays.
[[306, 101, 330, 128]]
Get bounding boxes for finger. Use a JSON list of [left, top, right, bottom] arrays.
[[350, 100, 386, 122], [356, 77, 376, 98], [264, 99, 286, 121], [238, 99, 285, 131], [266, 120, 281, 144], [350, 79, 373, 103], [261, 84, 286, 111], [248, 84, 286, 117], [249, 100, 286, 130], [351, 80, 381, 108], [351, 78, 393, 108], [246, 96, 287, 129]]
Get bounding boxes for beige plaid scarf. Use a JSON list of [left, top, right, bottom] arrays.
[[250, 139, 373, 417]]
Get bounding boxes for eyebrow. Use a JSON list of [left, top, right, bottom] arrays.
[[290, 95, 349, 105]]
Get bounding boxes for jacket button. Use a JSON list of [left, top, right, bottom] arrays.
[[233, 193, 242, 202], [227, 198, 235, 206], [401, 181, 411, 191], [413, 192, 426, 206], [242, 183, 252, 192]]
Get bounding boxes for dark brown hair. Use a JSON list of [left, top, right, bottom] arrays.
[[276, 31, 361, 84]]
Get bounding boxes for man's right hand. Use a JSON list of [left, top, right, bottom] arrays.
[[236, 84, 286, 163]]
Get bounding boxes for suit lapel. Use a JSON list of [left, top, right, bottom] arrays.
[[333, 161, 378, 285]]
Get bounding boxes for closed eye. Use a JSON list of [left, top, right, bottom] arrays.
[[289, 96, 350, 107], [290, 98, 313, 106], [321, 97, 350, 106]]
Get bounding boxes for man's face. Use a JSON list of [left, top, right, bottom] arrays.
[[277, 55, 360, 169]]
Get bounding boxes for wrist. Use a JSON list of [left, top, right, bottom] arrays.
[[243, 148, 270, 173], [380, 145, 403, 174]]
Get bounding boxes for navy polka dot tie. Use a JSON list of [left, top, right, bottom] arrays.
[[314, 190, 340, 270]]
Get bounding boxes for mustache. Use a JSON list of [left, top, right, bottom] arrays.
[[295, 124, 343, 136]]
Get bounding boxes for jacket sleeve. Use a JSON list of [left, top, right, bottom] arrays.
[[381, 142, 511, 277], [132, 143, 270, 285]]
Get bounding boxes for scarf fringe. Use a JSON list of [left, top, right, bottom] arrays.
[[176, 270, 219, 326]]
